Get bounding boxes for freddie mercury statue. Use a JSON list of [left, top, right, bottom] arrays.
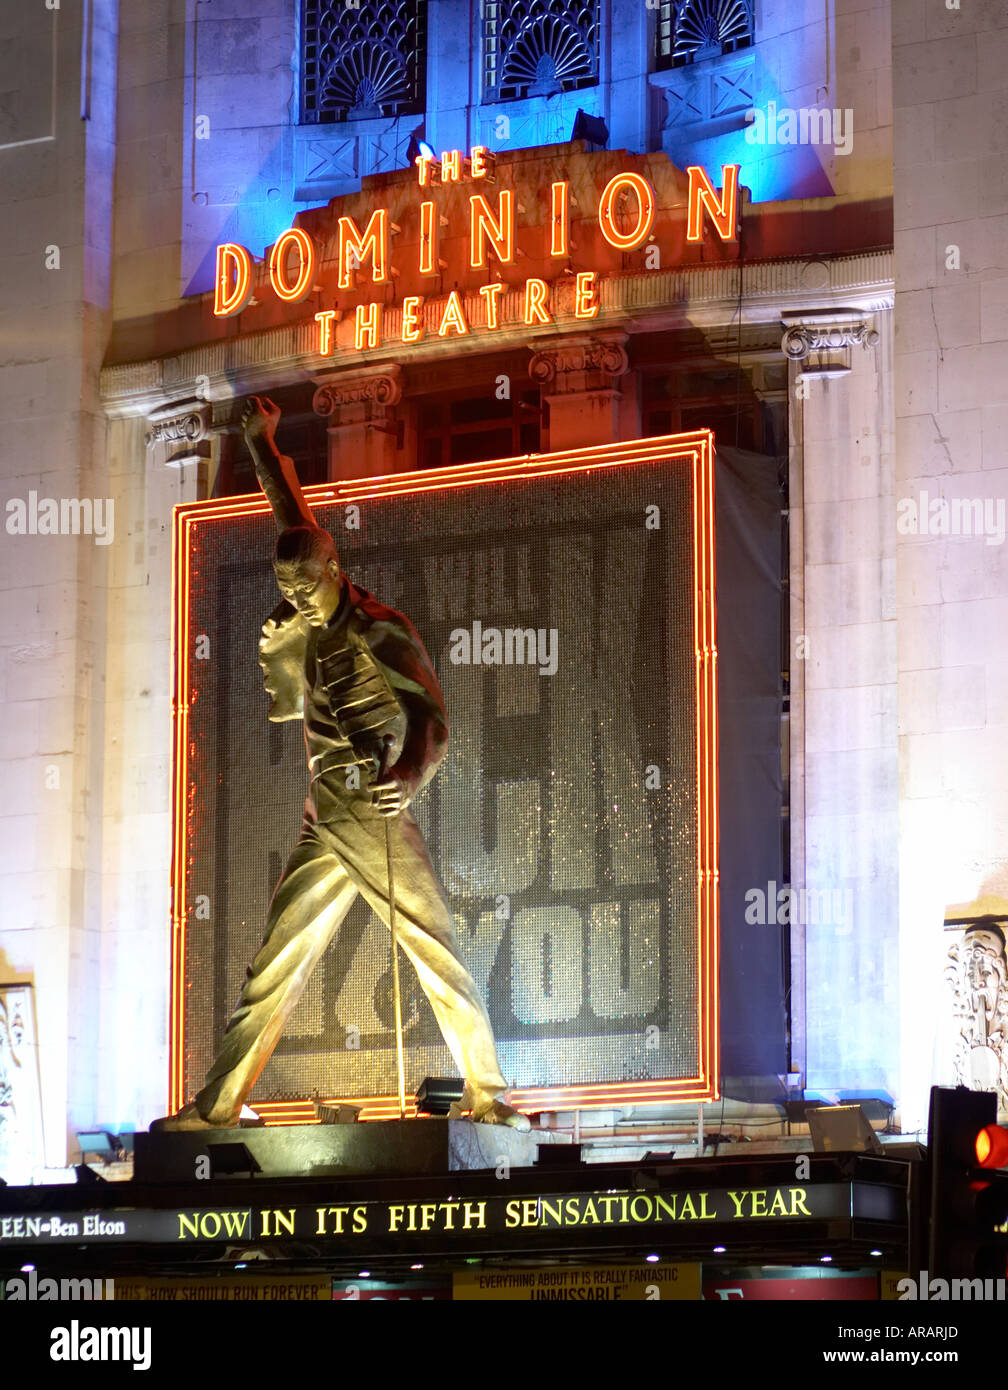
[[153, 397, 527, 1131]]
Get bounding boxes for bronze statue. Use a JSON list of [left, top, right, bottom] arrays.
[[153, 398, 527, 1131]]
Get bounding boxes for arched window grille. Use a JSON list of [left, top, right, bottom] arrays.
[[301, 0, 427, 124], [655, 0, 753, 71], [484, 0, 599, 103]]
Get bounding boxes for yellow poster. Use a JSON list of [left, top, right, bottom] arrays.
[[111, 1276, 331, 1301], [453, 1263, 700, 1301], [881, 1271, 910, 1301]]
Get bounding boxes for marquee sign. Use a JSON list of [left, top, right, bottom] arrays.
[[209, 150, 740, 360], [0, 1182, 901, 1249]]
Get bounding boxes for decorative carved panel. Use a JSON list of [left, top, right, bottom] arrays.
[[528, 334, 629, 389], [946, 923, 1008, 1118], [0, 985, 44, 1184]]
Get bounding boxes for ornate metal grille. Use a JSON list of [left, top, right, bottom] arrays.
[[301, 0, 427, 124], [655, 0, 753, 71], [484, 0, 599, 103]]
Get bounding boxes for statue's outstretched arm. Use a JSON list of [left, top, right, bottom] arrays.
[[240, 396, 316, 533]]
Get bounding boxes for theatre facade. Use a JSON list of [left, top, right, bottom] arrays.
[[4, 0, 1008, 1210], [96, 132, 896, 1134]]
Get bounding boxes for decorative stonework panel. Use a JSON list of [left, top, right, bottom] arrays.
[[484, 0, 599, 103], [780, 311, 881, 383], [653, 50, 754, 131], [0, 985, 44, 1184], [312, 369, 403, 418], [946, 923, 1008, 1118], [294, 124, 414, 200], [145, 410, 208, 448], [476, 96, 588, 152], [528, 335, 629, 388], [301, 0, 427, 124], [781, 321, 880, 361], [145, 403, 212, 468]]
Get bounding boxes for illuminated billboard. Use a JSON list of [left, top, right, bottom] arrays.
[[170, 433, 717, 1121]]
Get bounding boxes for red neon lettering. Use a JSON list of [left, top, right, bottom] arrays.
[[213, 243, 253, 317], [686, 165, 739, 241], [315, 309, 336, 356], [355, 303, 381, 350], [268, 227, 315, 303]]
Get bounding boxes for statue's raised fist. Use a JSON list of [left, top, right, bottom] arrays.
[[241, 396, 282, 442]]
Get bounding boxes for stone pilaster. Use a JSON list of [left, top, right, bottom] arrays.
[[312, 366, 403, 480], [783, 303, 896, 1101], [528, 334, 629, 451]]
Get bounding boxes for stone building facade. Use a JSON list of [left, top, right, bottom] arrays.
[[0, 0, 1002, 1167]]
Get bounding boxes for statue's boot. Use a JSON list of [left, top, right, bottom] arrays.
[[472, 1098, 531, 1130], [455, 1085, 531, 1131], [149, 1103, 237, 1133]]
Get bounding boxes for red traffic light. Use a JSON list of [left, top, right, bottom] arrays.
[[976, 1124, 1008, 1169]]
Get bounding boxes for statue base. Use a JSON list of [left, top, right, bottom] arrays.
[[134, 1118, 550, 1183]]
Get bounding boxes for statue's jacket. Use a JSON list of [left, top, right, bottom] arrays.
[[256, 578, 448, 825]]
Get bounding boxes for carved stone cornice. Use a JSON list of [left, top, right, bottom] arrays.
[[99, 253, 894, 418], [528, 334, 629, 392], [780, 309, 880, 380]]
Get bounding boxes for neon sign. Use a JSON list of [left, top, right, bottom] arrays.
[[212, 152, 740, 356]]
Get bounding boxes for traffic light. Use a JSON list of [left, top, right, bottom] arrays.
[[927, 1085, 1008, 1280], [976, 1122, 1008, 1170]]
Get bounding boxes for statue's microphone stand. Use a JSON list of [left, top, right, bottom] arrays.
[[376, 734, 407, 1120]]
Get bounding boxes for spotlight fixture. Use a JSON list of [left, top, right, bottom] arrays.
[[415, 1077, 464, 1115], [315, 1101, 361, 1125], [76, 1131, 123, 1164], [570, 109, 609, 149], [406, 129, 436, 168], [837, 1090, 895, 1125], [808, 1104, 884, 1156]]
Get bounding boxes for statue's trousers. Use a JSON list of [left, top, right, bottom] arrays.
[[195, 787, 507, 1124]]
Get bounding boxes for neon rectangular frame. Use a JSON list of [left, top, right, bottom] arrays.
[[170, 432, 718, 1120]]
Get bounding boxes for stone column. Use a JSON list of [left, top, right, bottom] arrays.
[[528, 334, 629, 452], [312, 366, 403, 481], [783, 304, 896, 1102]]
